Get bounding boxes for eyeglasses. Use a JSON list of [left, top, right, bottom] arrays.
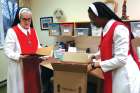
[[21, 18, 31, 22]]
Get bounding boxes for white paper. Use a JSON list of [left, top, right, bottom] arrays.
[[68, 47, 77, 52], [64, 29, 69, 32]]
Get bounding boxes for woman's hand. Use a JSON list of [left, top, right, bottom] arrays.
[[92, 59, 101, 68], [88, 59, 100, 72], [20, 55, 30, 59], [88, 59, 101, 72], [87, 63, 93, 72]]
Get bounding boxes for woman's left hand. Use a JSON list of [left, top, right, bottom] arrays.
[[91, 59, 101, 68]]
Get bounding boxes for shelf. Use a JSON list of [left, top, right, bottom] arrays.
[[48, 22, 92, 37]]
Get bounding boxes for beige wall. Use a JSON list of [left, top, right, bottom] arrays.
[[0, 50, 8, 82], [127, 0, 140, 20], [116, 0, 140, 20], [30, 0, 95, 46], [30, 0, 140, 46]]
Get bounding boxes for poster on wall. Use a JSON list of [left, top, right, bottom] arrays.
[[40, 17, 53, 30]]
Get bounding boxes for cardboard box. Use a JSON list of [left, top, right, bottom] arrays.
[[62, 52, 91, 63], [52, 61, 88, 93], [36, 46, 54, 56], [61, 52, 104, 79], [49, 53, 103, 93], [40, 61, 53, 70]]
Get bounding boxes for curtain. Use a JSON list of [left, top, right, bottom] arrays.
[[0, 1, 4, 47], [1, 0, 18, 36]]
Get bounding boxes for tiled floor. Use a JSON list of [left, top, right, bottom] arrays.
[[0, 85, 6, 93]]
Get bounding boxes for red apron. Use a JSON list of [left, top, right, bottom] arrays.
[[13, 25, 41, 93], [100, 21, 140, 93], [100, 22, 115, 93]]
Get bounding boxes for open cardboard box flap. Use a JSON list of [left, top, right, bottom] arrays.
[[62, 52, 93, 63], [52, 61, 88, 73], [36, 46, 54, 56]]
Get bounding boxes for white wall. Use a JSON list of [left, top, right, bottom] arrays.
[[30, 0, 94, 46], [117, 0, 140, 20], [127, 0, 140, 20], [0, 50, 8, 82], [30, 0, 140, 46]]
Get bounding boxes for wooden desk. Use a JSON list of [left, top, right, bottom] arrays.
[[40, 58, 103, 93]]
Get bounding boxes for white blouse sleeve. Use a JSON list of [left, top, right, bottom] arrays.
[[4, 28, 21, 61], [100, 25, 130, 72]]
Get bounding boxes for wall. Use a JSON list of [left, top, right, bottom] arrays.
[[117, 0, 140, 20], [30, 0, 140, 46], [30, 0, 95, 46], [127, 0, 140, 20], [0, 50, 8, 82]]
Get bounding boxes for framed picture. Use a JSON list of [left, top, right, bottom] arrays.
[[40, 17, 53, 30]]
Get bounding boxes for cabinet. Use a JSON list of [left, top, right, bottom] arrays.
[[48, 22, 100, 53]]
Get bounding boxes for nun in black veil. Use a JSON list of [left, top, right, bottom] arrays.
[[88, 2, 140, 93]]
